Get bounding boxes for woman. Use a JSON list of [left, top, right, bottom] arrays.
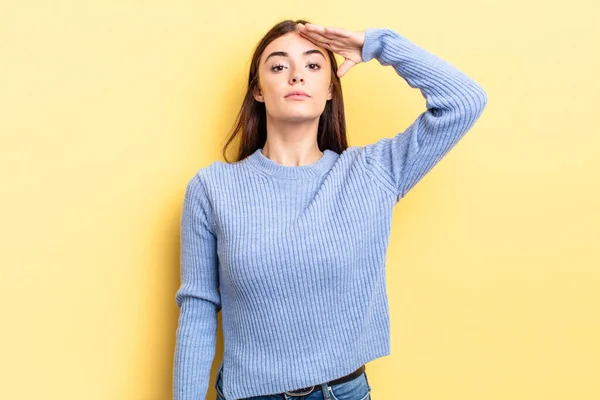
[[173, 19, 487, 400]]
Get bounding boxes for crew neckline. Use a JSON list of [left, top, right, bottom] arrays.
[[245, 148, 339, 180]]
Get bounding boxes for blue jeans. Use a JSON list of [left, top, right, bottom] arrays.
[[215, 364, 372, 400]]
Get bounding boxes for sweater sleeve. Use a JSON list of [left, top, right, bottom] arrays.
[[173, 173, 221, 400], [359, 28, 488, 203]]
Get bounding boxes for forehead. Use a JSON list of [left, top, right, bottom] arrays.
[[262, 31, 329, 61]]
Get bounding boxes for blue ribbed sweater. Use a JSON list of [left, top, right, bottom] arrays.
[[173, 27, 487, 400]]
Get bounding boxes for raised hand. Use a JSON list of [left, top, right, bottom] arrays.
[[296, 22, 366, 78]]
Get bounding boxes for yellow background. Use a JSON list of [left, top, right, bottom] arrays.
[[1, 1, 599, 399]]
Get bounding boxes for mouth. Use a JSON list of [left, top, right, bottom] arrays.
[[286, 94, 310, 99], [285, 91, 310, 98]]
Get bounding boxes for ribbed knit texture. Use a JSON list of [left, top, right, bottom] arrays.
[[173, 27, 487, 400]]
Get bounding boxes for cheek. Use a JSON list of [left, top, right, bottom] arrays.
[[261, 78, 285, 98], [315, 71, 332, 89], [316, 80, 333, 99]]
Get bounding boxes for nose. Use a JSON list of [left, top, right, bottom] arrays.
[[290, 66, 304, 84]]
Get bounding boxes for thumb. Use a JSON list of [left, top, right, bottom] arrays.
[[337, 59, 356, 78]]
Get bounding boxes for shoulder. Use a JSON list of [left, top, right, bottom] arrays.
[[336, 145, 369, 169], [191, 157, 240, 181], [182, 161, 232, 228], [186, 158, 244, 199]]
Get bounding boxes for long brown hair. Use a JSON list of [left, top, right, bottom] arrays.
[[221, 19, 349, 163]]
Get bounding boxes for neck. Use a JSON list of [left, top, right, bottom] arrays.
[[262, 117, 322, 167]]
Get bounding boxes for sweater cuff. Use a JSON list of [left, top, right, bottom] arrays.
[[361, 28, 392, 63]]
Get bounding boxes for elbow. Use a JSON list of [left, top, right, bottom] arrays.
[[478, 86, 488, 110], [451, 81, 488, 121], [474, 85, 488, 114], [465, 84, 487, 120]]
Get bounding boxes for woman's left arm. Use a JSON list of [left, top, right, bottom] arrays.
[[359, 28, 488, 202]]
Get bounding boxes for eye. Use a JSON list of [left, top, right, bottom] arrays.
[[271, 64, 285, 72], [270, 62, 322, 72]]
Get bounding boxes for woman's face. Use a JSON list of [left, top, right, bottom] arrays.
[[254, 31, 333, 123]]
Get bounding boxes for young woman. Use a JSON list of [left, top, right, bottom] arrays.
[[173, 19, 487, 400]]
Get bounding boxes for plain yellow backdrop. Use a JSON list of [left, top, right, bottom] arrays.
[[1, 1, 599, 399]]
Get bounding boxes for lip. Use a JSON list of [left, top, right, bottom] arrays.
[[285, 91, 310, 98], [286, 94, 310, 100]]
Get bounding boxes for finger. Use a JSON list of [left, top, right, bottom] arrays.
[[299, 30, 333, 49], [304, 22, 326, 34], [299, 25, 330, 42], [299, 25, 352, 54], [337, 59, 355, 78], [323, 27, 352, 38], [305, 23, 352, 40]]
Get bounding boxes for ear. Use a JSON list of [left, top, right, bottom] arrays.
[[327, 82, 333, 101], [253, 86, 264, 102]]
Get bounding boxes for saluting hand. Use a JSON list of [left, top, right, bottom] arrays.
[[296, 23, 366, 79]]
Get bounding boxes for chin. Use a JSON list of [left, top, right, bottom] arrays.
[[267, 105, 324, 122], [282, 113, 320, 122], [270, 107, 313, 120]]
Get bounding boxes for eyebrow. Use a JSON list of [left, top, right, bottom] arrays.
[[264, 49, 326, 64]]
